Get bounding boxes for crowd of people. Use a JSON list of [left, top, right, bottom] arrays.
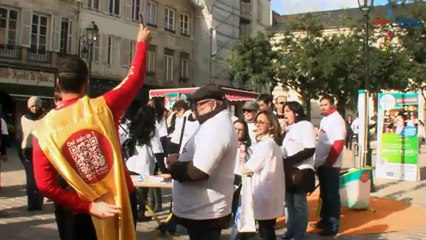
[[0, 23, 351, 240]]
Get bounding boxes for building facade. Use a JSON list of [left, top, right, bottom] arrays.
[[0, 0, 79, 124], [79, 0, 196, 97], [0, 0, 271, 129], [192, 0, 271, 87]]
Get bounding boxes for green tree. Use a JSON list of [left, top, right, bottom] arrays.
[[319, 33, 364, 116], [394, 1, 426, 100], [275, 14, 325, 119], [227, 32, 277, 92]]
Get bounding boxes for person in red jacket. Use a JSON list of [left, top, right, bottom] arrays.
[[33, 24, 151, 240]]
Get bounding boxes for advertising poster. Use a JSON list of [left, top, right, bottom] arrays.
[[376, 92, 420, 181]]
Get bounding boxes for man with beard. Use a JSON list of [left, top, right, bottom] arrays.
[[20, 96, 46, 211], [166, 85, 237, 240], [314, 95, 346, 236]]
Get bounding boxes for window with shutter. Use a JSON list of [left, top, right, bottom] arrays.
[[100, 0, 109, 14], [147, 50, 155, 73], [108, 0, 120, 16], [180, 58, 188, 78], [120, 38, 129, 66], [112, 36, 119, 66], [164, 8, 175, 31], [124, 0, 132, 20], [0, 7, 18, 46], [59, 18, 68, 54], [88, 0, 99, 10], [164, 48, 174, 81], [129, 40, 135, 66], [106, 35, 112, 65], [180, 13, 189, 36], [67, 19, 75, 54], [147, 2, 157, 26], [30, 13, 49, 54], [20, 9, 32, 47], [101, 33, 108, 64], [164, 54, 173, 81], [131, 0, 141, 21], [93, 34, 100, 62]]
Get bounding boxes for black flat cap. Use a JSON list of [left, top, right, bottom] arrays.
[[191, 85, 226, 102]]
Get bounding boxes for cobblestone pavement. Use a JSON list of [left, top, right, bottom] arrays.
[[1, 146, 425, 240]]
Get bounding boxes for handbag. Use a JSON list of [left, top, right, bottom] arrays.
[[235, 175, 256, 233], [286, 167, 315, 193]]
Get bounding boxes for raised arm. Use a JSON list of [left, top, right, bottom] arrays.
[[104, 24, 152, 123]]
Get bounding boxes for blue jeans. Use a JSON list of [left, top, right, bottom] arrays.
[[187, 228, 221, 240], [317, 165, 340, 232], [285, 191, 308, 240]]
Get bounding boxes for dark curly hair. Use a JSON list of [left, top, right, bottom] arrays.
[[128, 105, 156, 147], [150, 98, 166, 122]]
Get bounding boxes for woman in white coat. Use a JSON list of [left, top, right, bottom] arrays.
[[240, 110, 285, 240]]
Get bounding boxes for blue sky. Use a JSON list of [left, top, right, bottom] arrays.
[[271, 0, 391, 15]]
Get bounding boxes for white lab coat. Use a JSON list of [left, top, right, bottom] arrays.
[[243, 136, 285, 220]]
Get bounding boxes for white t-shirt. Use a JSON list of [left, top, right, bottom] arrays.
[[126, 144, 155, 176], [282, 120, 316, 170], [314, 111, 346, 168], [244, 136, 285, 220], [173, 110, 237, 220], [171, 111, 199, 154], [150, 117, 167, 154], [1, 118, 8, 135]]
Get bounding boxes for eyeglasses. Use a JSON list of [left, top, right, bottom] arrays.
[[243, 109, 254, 113], [195, 99, 212, 107], [255, 120, 268, 125]]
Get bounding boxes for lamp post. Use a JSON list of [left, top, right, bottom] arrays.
[[209, 2, 218, 84], [78, 21, 99, 97], [358, 0, 374, 190]]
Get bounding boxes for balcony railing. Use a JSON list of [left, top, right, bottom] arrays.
[[0, 44, 21, 59], [27, 50, 51, 63]]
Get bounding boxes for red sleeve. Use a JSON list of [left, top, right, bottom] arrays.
[[33, 137, 92, 214], [104, 41, 147, 124], [325, 140, 345, 165]]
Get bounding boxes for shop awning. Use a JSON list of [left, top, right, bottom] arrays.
[[149, 87, 258, 102]]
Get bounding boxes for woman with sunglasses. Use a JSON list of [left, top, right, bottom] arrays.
[[281, 101, 316, 240], [240, 110, 285, 239]]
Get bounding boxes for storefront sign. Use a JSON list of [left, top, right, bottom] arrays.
[[0, 67, 55, 87], [376, 92, 420, 181]]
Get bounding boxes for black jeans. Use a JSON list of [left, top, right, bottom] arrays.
[[317, 165, 340, 232], [174, 214, 231, 240], [257, 218, 277, 240], [54, 204, 97, 240], [54, 191, 138, 240], [22, 148, 43, 210]]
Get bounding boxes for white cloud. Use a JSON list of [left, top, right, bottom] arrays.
[[272, 0, 359, 15]]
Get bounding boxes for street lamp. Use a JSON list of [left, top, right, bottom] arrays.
[[209, 2, 218, 84], [78, 21, 99, 96], [358, 0, 374, 190]]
